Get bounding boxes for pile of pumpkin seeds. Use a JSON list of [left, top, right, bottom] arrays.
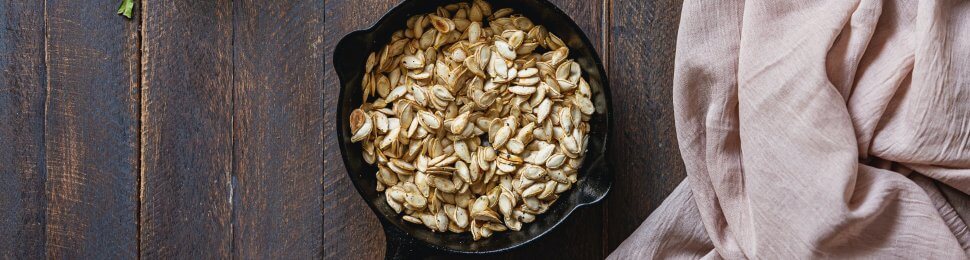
[[349, 0, 593, 240]]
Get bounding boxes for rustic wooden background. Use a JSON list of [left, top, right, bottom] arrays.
[[0, 0, 683, 259]]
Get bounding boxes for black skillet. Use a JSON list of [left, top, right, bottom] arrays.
[[334, 0, 613, 258]]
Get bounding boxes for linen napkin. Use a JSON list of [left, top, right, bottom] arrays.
[[609, 0, 970, 258]]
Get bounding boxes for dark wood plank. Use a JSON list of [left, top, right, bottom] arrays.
[[323, 1, 401, 258], [605, 0, 685, 253], [232, 1, 324, 258], [140, 1, 234, 258], [323, 0, 606, 259], [43, 0, 140, 258], [0, 0, 47, 258]]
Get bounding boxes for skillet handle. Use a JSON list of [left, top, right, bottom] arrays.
[[383, 222, 436, 260], [576, 154, 612, 205]]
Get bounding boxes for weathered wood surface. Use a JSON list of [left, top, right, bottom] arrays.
[[0, 0, 50, 258], [140, 1, 234, 258], [232, 1, 325, 258], [323, 2, 401, 258], [44, 0, 141, 258], [605, 0, 685, 252], [0, 0, 684, 258], [0, 0, 141, 258]]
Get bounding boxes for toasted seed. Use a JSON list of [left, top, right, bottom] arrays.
[[496, 160, 516, 173], [508, 85, 536, 95], [378, 167, 399, 186], [486, 185, 502, 207], [451, 111, 471, 134], [434, 176, 458, 193], [373, 112, 389, 134], [467, 21, 483, 43], [505, 215, 522, 231], [508, 30, 525, 49], [556, 61, 572, 80], [537, 181, 557, 200], [506, 139, 525, 154], [405, 193, 427, 209], [448, 222, 464, 233], [562, 135, 580, 155], [531, 143, 555, 164], [498, 190, 515, 215], [574, 95, 595, 115], [435, 156, 459, 167], [492, 126, 512, 148], [515, 76, 540, 86], [379, 127, 399, 149], [376, 75, 391, 98], [499, 152, 523, 165], [429, 14, 455, 33], [485, 222, 508, 232], [450, 139, 470, 162], [430, 85, 454, 101], [387, 186, 406, 202], [444, 203, 458, 219], [418, 111, 441, 130], [521, 183, 544, 198], [535, 98, 553, 123], [517, 67, 538, 78], [558, 107, 572, 131], [456, 161, 471, 183], [350, 109, 373, 143], [471, 220, 482, 240], [545, 154, 566, 168], [490, 54, 509, 80], [403, 215, 422, 224], [452, 206, 469, 228], [472, 209, 501, 223], [555, 182, 571, 193], [468, 157, 481, 182], [514, 210, 535, 224], [385, 85, 408, 103], [492, 8, 513, 18], [512, 17, 534, 30], [547, 169, 570, 184], [519, 165, 546, 180], [365, 52, 378, 73], [415, 173, 431, 197], [402, 55, 424, 69], [435, 210, 450, 231], [494, 40, 516, 60], [419, 213, 438, 231]]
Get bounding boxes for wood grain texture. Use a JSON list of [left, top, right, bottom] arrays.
[[43, 0, 140, 258], [140, 1, 234, 258], [0, 0, 48, 258], [323, 1, 402, 258], [605, 0, 685, 253], [232, 0, 324, 258]]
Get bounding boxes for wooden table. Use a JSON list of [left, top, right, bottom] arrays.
[[0, 0, 683, 259]]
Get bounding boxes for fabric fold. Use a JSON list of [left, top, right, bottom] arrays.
[[609, 0, 970, 258]]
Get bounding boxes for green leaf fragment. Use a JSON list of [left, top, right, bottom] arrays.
[[118, 0, 135, 19]]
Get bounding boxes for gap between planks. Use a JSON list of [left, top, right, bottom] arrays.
[[600, 0, 612, 257]]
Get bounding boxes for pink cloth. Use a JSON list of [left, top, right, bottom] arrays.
[[609, 0, 970, 258]]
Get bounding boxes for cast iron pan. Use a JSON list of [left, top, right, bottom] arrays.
[[334, 0, 613, 258]]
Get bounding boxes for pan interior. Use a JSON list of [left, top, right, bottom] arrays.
[[334, 0, 612, 253]]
